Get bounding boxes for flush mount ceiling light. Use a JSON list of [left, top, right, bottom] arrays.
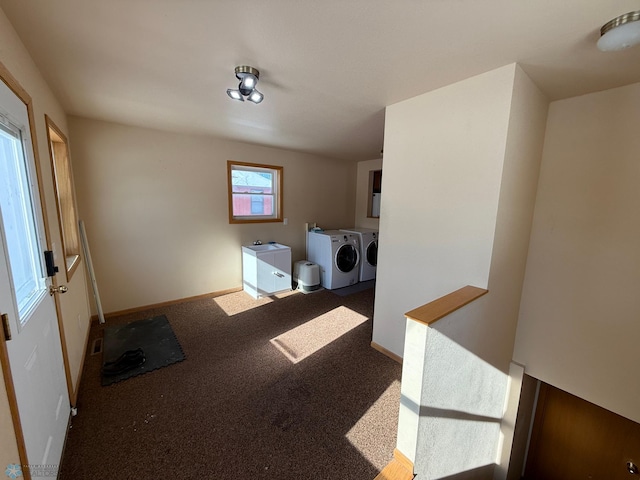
[[226, 65, 264, 104], [597, 11, 640, 51]]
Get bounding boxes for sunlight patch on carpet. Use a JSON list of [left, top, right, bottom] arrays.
[[214, 289, 299, 316], [273, 290, 299, 299], [345, 379, 401, 468], [214, 292, 273, 316], [270, 306, 368, 363]]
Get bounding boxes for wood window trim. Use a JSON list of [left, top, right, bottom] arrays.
[[227, 160, 284, 224], [45, 115, 81, 282]]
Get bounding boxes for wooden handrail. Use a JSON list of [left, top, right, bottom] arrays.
[[404, 285, 488, 327]]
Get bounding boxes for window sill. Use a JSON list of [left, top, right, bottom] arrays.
[[229, 218, 283, 224], [65, 254, 81, 281]]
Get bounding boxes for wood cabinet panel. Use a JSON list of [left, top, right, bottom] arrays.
[[525, 383, 640, 480]]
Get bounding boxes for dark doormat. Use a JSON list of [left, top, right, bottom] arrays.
[[101, 315, 185, 386]]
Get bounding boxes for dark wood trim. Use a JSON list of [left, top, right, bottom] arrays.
[[91, 287, 243, 322], [404, 285, 488, 327]]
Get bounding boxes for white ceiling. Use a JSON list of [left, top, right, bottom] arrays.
[[2, 0, 640, 161]]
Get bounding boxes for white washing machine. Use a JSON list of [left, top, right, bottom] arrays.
[[307, 230, 360, 289], [340, 228, 378, 282]]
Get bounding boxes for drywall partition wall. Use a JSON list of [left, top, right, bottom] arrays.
[[372, 64, 516, 359], [415, 299, 509, 479], [69, 116, 356, 313], [488, 65, 548, 480], [0, 5, 92, 464], [482, 65, 549, 370], [387, 65, 548, 479], [354, 158, 382, 229], [514, 82, 640, 424]]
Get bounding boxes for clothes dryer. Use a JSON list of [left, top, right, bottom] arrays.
[[307, 230, 360, 289], [340, 228, 378, 281]]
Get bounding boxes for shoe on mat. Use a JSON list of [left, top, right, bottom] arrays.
[[103, 348, 144, 366], [102, 348, 146, 376]]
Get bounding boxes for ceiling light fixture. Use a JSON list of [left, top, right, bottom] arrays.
[[226, 65, 264, 104], [597, 10, 640, 51]]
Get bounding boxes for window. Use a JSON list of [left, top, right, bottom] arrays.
[[227, 161, 283, 223], [367, 169, 382, 218], [0, 110, 47, 323], [250, 195, 264, 215], [45, 116, 81, 281]]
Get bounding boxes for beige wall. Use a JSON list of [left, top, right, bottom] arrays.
[[514, 82, 640, 424], [0, 5, 92, 467], [373, 64, 517, 358], [354, 158, 382, 229], [384, 64, 548, 478], [482, 65, 549, 370], [69, 116, 356, 313]]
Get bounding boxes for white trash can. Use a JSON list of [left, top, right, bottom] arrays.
[[293, 260, 321, 292]]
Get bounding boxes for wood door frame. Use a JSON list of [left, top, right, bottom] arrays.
[[523, 381, 550, 478], [0, 59, 72, 479], [0, 323, 30, 480]]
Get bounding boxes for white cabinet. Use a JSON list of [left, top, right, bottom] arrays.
[[242, 244, 291, 299]]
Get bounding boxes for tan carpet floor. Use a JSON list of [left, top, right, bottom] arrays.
[[59, 287, 402, 479]]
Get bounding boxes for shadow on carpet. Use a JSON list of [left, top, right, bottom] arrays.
[[330, 280, 375, 296], [101, 315, 185, 386]]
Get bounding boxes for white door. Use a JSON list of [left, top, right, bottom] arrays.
[[0, 80, 69, 479]]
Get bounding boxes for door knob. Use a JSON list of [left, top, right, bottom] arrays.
[[628, 461, 638, 475], [49, 285, 68, 296]]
